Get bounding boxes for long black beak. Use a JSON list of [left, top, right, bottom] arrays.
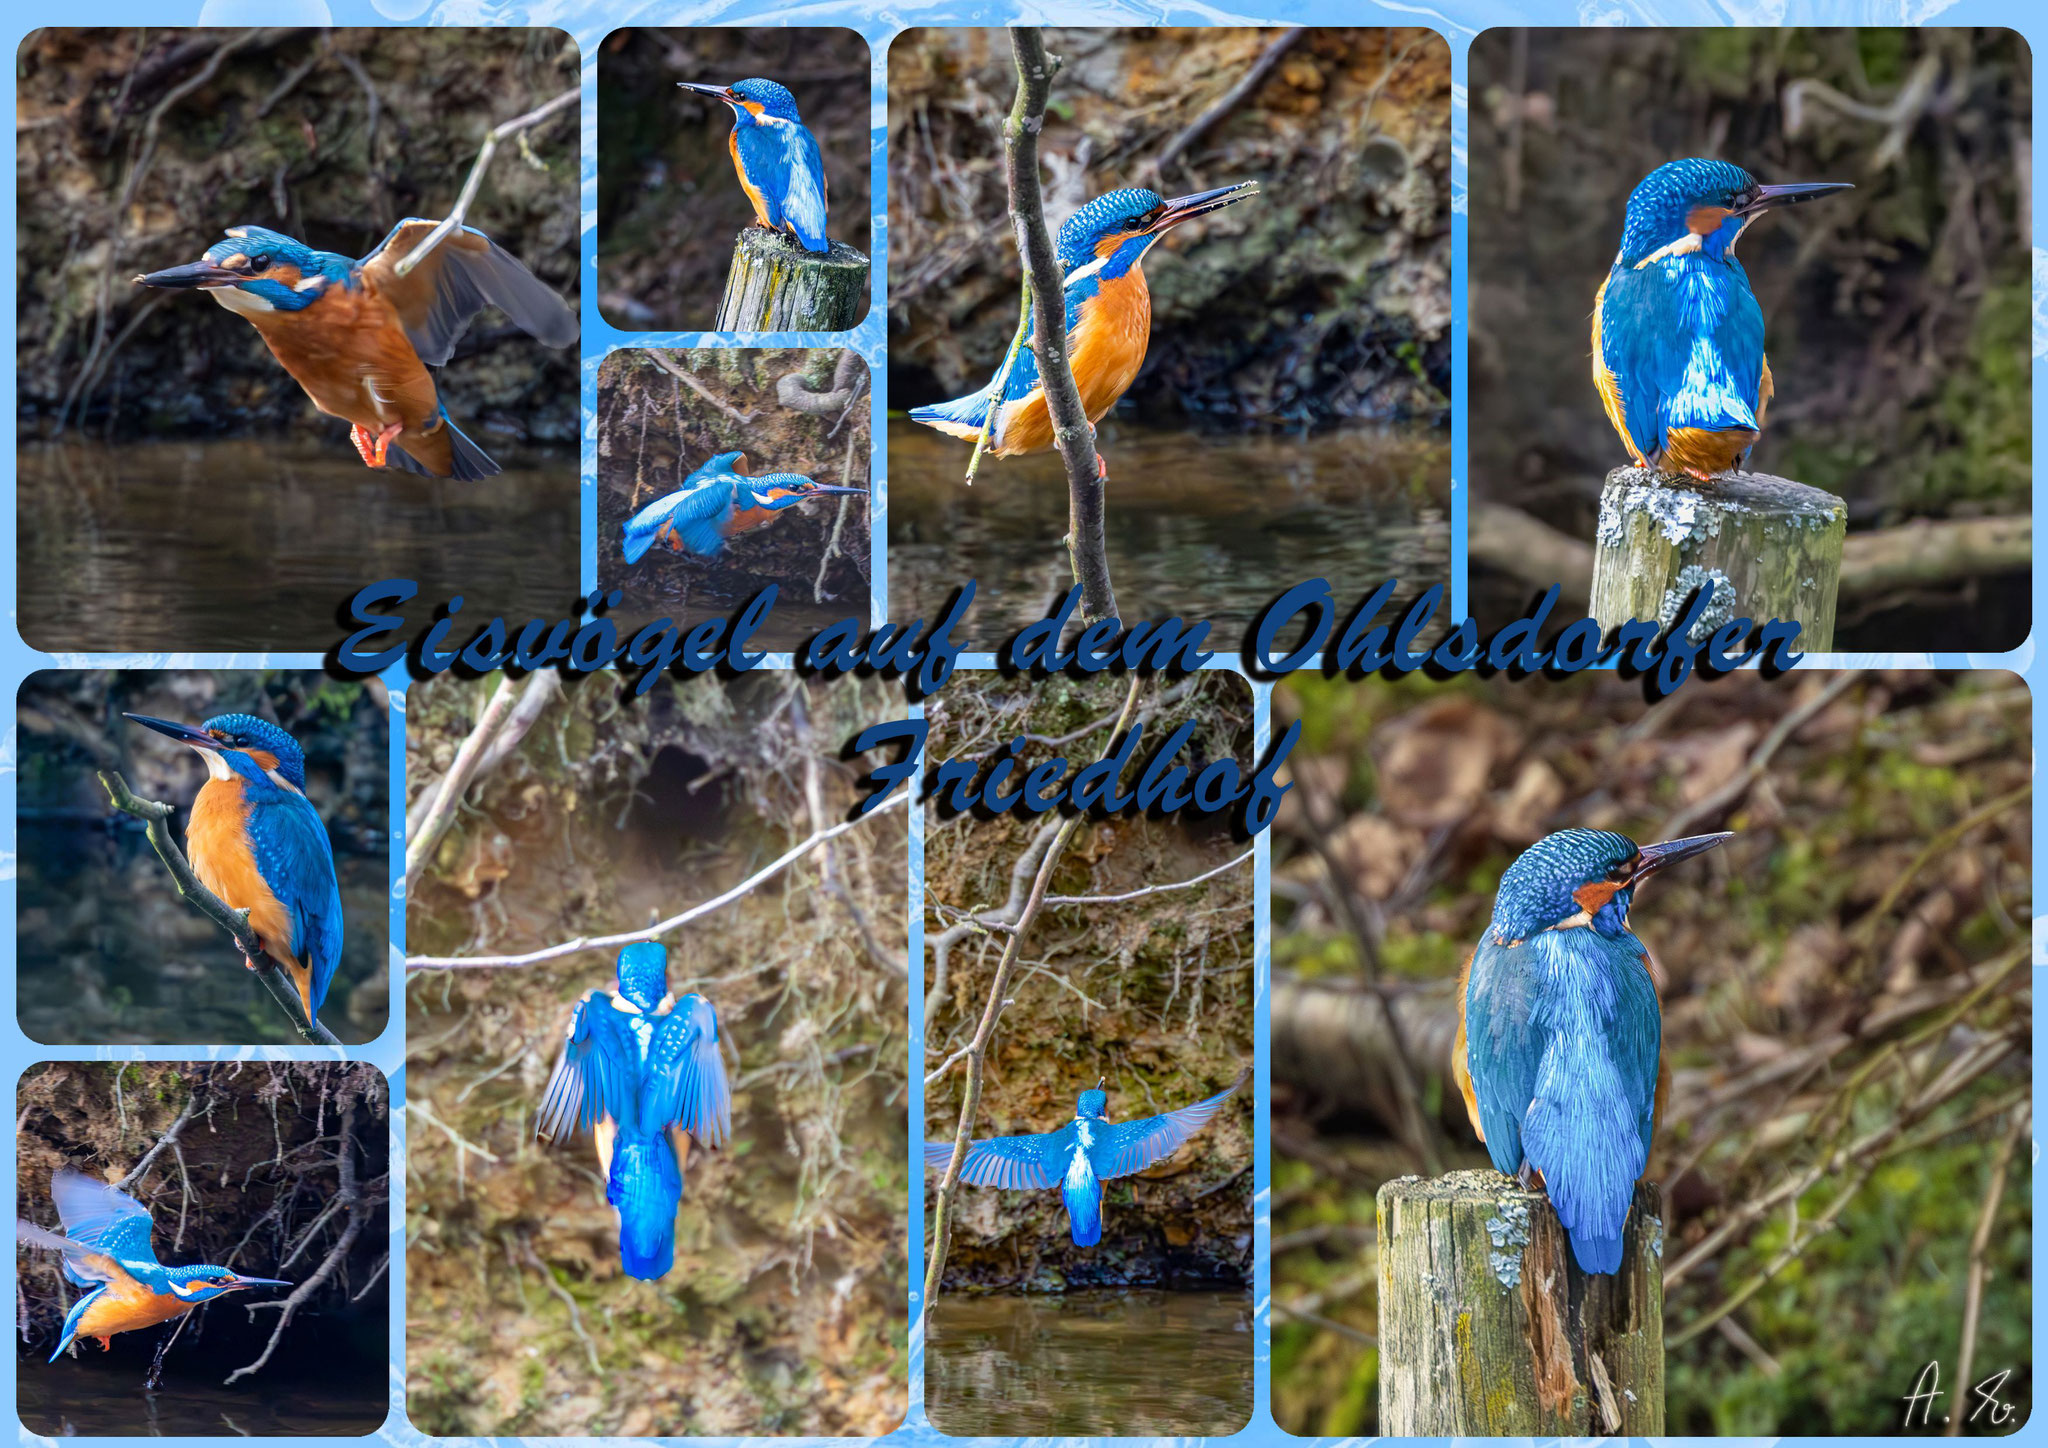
[[132, 261, 243, 290], [124, 713, 223, 751], [802, 485, 867, 497], [1149, 181, 1260, 233], [225, 1275, 291, 1291], [1740, 181, 1853, 215], [677, 81, 737, 104], [1630, 831, 1733, 880]]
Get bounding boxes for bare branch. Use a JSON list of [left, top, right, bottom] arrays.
[[393, 87, 577, 278]]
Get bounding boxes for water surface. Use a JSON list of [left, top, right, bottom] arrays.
[[927, 1288, 1253, 1436], [18, 1352, 385, 1436]]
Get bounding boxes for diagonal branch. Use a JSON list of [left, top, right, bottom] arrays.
[[394, 87, 577, 278]]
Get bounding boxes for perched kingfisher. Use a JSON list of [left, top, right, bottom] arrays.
[[679, 79, 830, 254], [909, 183, 1258, 465], [622, 450, 864, 563], [125, 712, 345, 1032], [16, 1168, 289, 1360], [536, 942, 734, 1281], [1456, 828, 1730, 1274], [135, 218, 577, 480], [1594, 159, 1851, 481], [923, 1070, 1245, 1246]]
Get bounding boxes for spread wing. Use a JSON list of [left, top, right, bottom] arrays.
[[245, 793, 345, 1016], [48, 1169, 160, 1281], [1463, 936, 1545, 1175], [360, 218, 578, 365], [623, 479, 733, 562], [922, 1122, 1073, 1190], [640, 993, 733, 1149], [536, 991, 634, 1141], [1094, 1072, 1246, 1182]]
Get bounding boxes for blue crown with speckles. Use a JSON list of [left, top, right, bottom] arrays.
[[1056, 188, 1163, 271], [202, 713, 307, 789], [1618, 158, 1759, 263], [1490, 827, 1639, 938], [731, 78, 801, 120]]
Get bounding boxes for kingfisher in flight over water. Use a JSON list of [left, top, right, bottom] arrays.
[[622, 450, 865, 563], [135, 218, 577, 480], [125, 712, 345, 1034], [924, 1070, 1246, 1246], [536, 942, 734, 1281], [17, 1168, 289, 1360], [1456, 828, 1730, 1274], [909, 183, 1258, 469], [680, 79, 831, 254], [1594, 159, 1850, 482]]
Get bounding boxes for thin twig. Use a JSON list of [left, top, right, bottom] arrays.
[[1949, 1105, 2027, 1433], [1044, 849, 1252, 906], [1144, 27, 1303, 176], [644, 349, 755, 425], [404, 675, 523, 891], [393, 87, 576, 277]]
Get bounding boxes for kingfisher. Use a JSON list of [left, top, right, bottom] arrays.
[[536, 942, 733, 1281], [135, 218, 577, 480], [124, 712, 345, 1032], [679, 79, 830, 254], [1594, 159, 1850, 481], [923, 1070, 1245, 1246], [16, 1168, 290, 1360], [1456, 828, 1730, 1274], [908, 183, 1258, 468], [622, 450, 864, 563]]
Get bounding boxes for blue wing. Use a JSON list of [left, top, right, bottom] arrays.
[[360, 217, 578, 365], [624, 479, 734, 563], [1600, 259, 1765, 453], [640, 994, 733, 1149], [1092, 1072, 1246, 1181], [923, 1122, 1073, 1190], [49, 1170, 159, 1275], [760, 119, 830, 252], [245, 791, 345, 1019], [536, 991, 635, 1140], [1463, 936, 1544, 1176]]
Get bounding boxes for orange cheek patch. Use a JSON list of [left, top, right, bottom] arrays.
[[1094, 231, 1139, 259], [1572, 880, 1624, 914], [1687, 205, 1734, 235]]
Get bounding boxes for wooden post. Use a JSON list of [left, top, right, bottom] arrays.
[[714, 227, 869, 333], [1377, 1169, 1665, 1435], [1589, 466, 1847, 651]]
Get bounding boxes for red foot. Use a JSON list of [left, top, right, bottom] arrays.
[[1096, 454, 1109, 482], [349, 425, 376, 467], [370, 422, 403, 468], [351, 422, 403, 468]]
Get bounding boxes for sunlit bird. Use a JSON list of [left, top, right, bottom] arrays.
[[924, 1070, 1246, 1246], [135, 219, 577, 479], [1456, 828, 1730, 1273], [622, 449, 864, 563], [125, 712, 345, 1033], [909, 183, 1258, 468], [537, 942, 734, 1281], [679, 78, 831, 254], [16, 1168, 290, 1360], [1594, 159, 1850, 481]]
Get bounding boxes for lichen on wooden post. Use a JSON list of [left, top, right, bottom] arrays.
[[1589, 467, 1847, 651], [1377, 1169, 1664, 1435], [714, 227, 869, 333]]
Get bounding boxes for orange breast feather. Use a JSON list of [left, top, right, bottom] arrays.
[[250, 282, 440, 437], [991, 270, 1153, 459], [75, 1263, 193, 1342], [187, 778, 303, 977]]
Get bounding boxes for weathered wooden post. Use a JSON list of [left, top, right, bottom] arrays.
[[1590, 466, 1847, 650], [1378, 1169, 1664, 1435], [715, 227, 869, 332]]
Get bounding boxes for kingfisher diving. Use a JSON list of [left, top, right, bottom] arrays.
[[622, 450, 864, 563], [1456, 828, 1730, 1274], [16, 1168, 290, 1360], [680, 78, 830, 254], [135, 218, 577, 480], [1594, 158, 1850, 482], [924, 1070, 1245, 1246], [125, 712, 344, 1032], [908, 183, 1258, 466], [536, 942, 734, 1281]]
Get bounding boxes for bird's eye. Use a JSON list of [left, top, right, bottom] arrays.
[[250, 254, 272, 271], [1607, 859, 1635, 882]]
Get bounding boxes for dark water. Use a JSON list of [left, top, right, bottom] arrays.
[[926, 1289, 1253, 1436], [15, 820, 388, 1045], [17, 439, 577, 652], [18, 1353, 386, 1437], [888, 419, 1450, 647]]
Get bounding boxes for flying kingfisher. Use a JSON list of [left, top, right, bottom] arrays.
[[125, 712, 345, 1033], [135, 218, 577, 479], [1456, 828, 1730, 1274], [908, 183, 1258, 467], [16, 1168, 290, 1360], [536, 942, 734, 1281], [1594, 158, 1851, 482], [924, 1070, 1246, 1246], [622, 450, 865, 563], [679, 78, 831, 254]]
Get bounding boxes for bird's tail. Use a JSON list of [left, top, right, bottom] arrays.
[[1522, 1064, 1644, 1277], [621, 509, 666, 566], [908, 390, 993, 444], [1062, 1180, 1102, 1247], [386, 408, 503, 482], [607, 1134, 683, 1281]]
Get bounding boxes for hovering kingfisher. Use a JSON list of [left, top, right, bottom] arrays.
[[135, 218, 577, 480], [679, 79, 830, 254], [536, 942, 734, 1281], [1594, 159, 1850, 482], [622, 450, 864, 563], [923, 1070, 1245, 1246], [16, 1168, 290, 1360], [909, 183, 1258, 467], [125, 712, 344, 1032], [1456, 828, 1730, 1274]]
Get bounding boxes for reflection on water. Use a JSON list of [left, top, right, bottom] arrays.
[[18, 439, 577, 652], [18, 1353, 385, 1437], [927, 1289, 1252, 1436], [888, 419, 1450, 647]]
